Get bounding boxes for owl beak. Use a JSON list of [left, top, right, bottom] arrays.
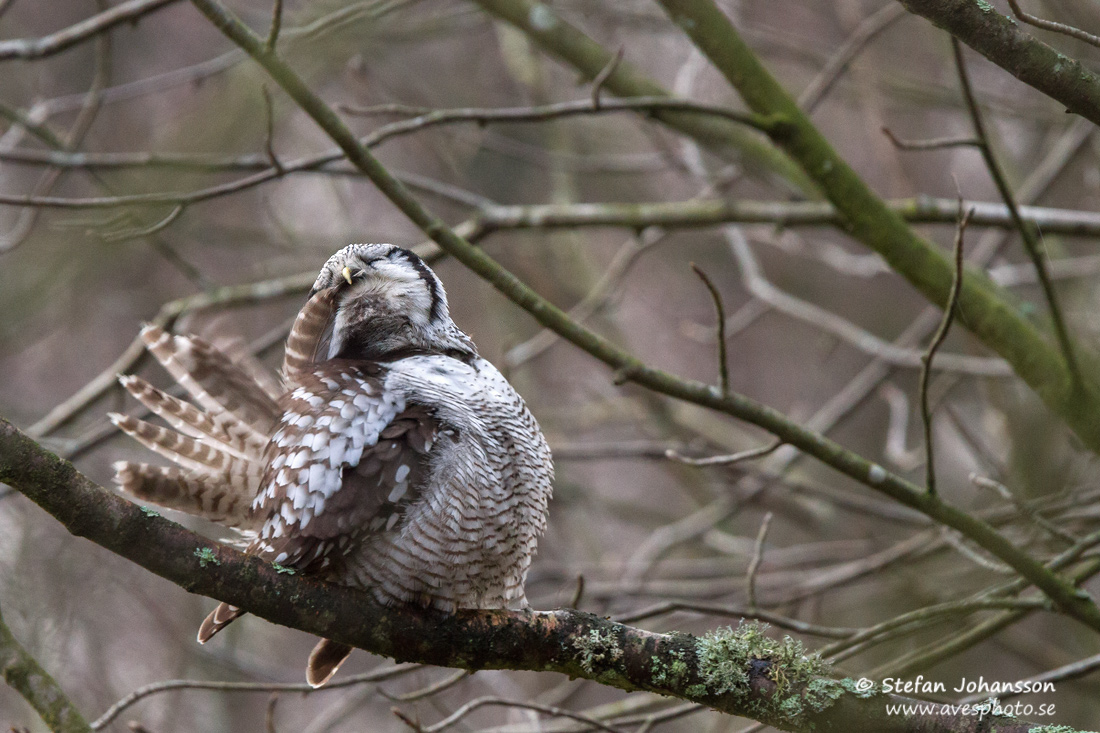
[[341, 266, 354, 285]]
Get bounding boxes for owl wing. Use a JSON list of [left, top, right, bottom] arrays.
[[249, 365, 439, 575]]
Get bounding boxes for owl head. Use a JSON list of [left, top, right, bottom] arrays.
[[311, 243, 476, 362]]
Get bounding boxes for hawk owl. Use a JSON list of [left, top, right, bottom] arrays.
[[109, 243, 554, 686]]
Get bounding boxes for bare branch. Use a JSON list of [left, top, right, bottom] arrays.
[[881, 126, 977, 151], [0, 0, 181, 62], [265, 0, 284, 52], [920, 202, 972, 496], [689, 263, 730, 395], [416, 697, 627, 733], [799, 3, 907, 112], [92, 665, 418, 731], [666, 440, 782, 467], [746, 512, 773, 610], [0, 602, 92, 733], [1006, 0, 1100, 49], [590, 46, 625, 110], [952, 38, 1081, 388], [339, 97, 773, 131]]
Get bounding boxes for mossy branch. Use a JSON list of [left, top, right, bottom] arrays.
[[0, 417, 1077, 733], [897, 0, 1100, 128], [0, 601, 93, 733]]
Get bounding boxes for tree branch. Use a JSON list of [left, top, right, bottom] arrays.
[[0, 416, 1061, 732], [896, 0, 1100, 127], [0, 601, 92, 733], [0, 0, 181, 62]]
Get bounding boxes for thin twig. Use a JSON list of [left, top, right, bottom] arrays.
[[1006, 0, 1100, 49], [91, 665, 419, 730], [264, 694, 278, 733], [0, 0, 181, 62], [261, 85, 284, 174], [265, 0, 284, 51], [616, 600, 857, 638], [725, 228, 1007, 377], [393, 708, 423, 732], [591, 46, 624, 109], [340, 96, 771, 129], [953, 38, 1081, 389], [0, 97, 769, 211], [100, 205, 185, 242], [379, 670, 470, 702], [747, 512, 773, 610], [569, 573, 586, 610], [799, 3, 907, 112], [666, 439, 782, 466], [881, 126, 978, 151], [418, 697, 627, 733], [960, 651, 1100, 704], [920, 200, 972, 496], [689, 263, 729, 395], [970, 474, 1078, 545]]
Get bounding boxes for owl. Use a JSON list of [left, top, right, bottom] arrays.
[[109, 244, 554, 686]]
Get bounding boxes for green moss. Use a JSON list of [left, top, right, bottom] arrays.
[[193, 547, 221, 568], [571, 628, 622, 675], [272, 562, 296, 575], [694, 622, 837, 724], [695, 621, 830, 697], [650, 648, 689, 686], [804, 677, 848, 711], [685, 683, 709, 698], [139, 506, 160, 518]]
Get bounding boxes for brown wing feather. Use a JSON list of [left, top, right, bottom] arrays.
[[282, 288, 337, 389], [141, 325, 280, 441], [248, 369, 437, 578]]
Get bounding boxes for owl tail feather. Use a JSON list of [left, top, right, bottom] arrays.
[[197, 602, 244, 644], [307, 639, 354, 688]]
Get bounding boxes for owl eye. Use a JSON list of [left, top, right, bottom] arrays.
[[339, 266, 370, 286]]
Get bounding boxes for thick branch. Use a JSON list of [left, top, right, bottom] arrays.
[[0, 602, 92, 733], [896, 0, 1100, 128], [0, 417, 1063, 732]]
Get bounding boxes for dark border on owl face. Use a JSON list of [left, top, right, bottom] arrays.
[[390, 248, 443, 325]]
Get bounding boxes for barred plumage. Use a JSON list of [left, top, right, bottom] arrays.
[[111, 243, 554, 687]]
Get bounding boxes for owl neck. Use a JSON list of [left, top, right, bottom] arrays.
[[329, 320, 477, 364]]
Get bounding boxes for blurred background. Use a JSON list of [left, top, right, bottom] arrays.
[[2, 0, 1100, 730]]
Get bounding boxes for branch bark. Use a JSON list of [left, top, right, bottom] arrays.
[[897, 0, 1100, 128], [0, 601, 92, 733], [0, 416, 1067, 732], [0, 0, 181, 62]]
